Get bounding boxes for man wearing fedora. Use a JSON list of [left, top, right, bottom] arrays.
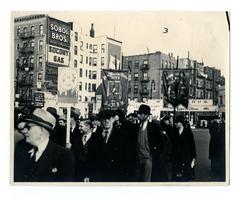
[[94, 110, 129, 182], [14, 108, 75, 182], [131, 104, 170, 182]]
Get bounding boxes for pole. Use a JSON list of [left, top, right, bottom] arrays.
[[173, 106, 176, 124], [66, 105, 71, 145]]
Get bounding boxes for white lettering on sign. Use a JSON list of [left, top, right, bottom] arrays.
[[51, 32, 69, 43], [50, 23, 70, 35]]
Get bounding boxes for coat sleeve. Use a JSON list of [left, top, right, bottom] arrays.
[[58, 149, 76, 182]]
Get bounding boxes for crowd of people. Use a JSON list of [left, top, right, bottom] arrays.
[[16, 104, 227, 183]]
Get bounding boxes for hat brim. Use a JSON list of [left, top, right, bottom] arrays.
[[137, 111, 152, 115], [24, 118, 55, 133]]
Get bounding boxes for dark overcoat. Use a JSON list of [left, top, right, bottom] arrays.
[[171, 126, 196, 181], [94, 126, 129, 182], [71, 132, 101, 182], [14, 139, 75, 182]]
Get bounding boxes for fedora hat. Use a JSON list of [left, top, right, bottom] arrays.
[[46, 107, 59, 120], [24, 108, 56, 133], [137, 104, 151, 115], [98, 110, 115, 119]]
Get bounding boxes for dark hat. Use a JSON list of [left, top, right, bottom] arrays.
[[162, 115, 170, 121], [89, 113, 98, 121], [175, 115, 184, 124], [137, 104, 151, 115], [46, 107, 59, 119], [98, 110, 115, 119], [23, 108, 56, 132]]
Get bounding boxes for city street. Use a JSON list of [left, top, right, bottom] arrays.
[[192, 128, 212, 182]]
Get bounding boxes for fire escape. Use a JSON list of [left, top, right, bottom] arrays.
[[15, 30, 36, 110]]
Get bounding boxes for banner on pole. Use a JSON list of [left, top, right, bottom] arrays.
[[58, 67, 78, 104], [101, 69, 128, 112], [162, 69, 191, 108]]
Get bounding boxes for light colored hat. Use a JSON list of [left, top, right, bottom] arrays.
[[24, 108, 56, 132]]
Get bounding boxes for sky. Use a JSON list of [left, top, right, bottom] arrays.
[[13, 11, 229, 77]]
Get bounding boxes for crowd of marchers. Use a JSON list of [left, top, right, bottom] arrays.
[[13, 104, 225, 183]]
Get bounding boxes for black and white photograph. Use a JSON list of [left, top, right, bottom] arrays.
[[11, 10, 229, 185]]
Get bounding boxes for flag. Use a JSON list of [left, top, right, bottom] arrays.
[[101, 69, 128, 113]]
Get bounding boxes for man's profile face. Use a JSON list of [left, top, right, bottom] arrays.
[[21, 123, 43, 146], [79, 121, 91, 134]]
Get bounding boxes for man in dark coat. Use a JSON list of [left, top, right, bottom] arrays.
[[95, 110, 129, 182], [14, 108, 75, 182], [208, 117, 226, 181], [131, 104, 170, 182], [71, 119, 101, 182], [171, 115, 196, 182]]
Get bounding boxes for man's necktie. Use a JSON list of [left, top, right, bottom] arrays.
[[30, 146, 38, 164], [103, 131, 109, 143], [83, 135, 87, 145]]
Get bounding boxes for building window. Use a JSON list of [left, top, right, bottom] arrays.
[[128, 74, 132, 81], [86, 43, 89, 49], [143, 72, 148, 80], [143, 60, 148, 65], [80, 55, 83, 64], [86, 56, 88, 64], [134, 60, 139, 68], [92, 83, 96, 92], [75, 32, 78, 41], [23, 27, 27, 36], [79, 82, 82, 91], [86, 70, 88, 77], [101, 44, 105, 53], [128, 86, 131, 93], [93, 58, 97, 66], [101, 57, 104, 66], [134, 73, 139, 81], [79, 95, 82, 101], [79, 68, 83, 77], [39, 40, 43, 51], [85, 96, 88, 102], [31, 26, 35, 35], [89, 44, 92, 50], [17, 27, 21, 36], [92, 71, 97, 79], [39, 25, 43, 35], [74, 46, 78, 55], [74, 60, 77, 68], [165, 60, 168, 68], [38, 57, 43, 70], [85, 83, 87, 91], [134, 85, 138, 94], [88, 83, 92, 92], [127, 61, 132, 69], [30, 41, 34, 47], [89, 57, 92, 66], [38, 73, 42, 81], [89, 70, 91, 79], [93, 45, 98, 53], [30, 57, 34, 68]]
